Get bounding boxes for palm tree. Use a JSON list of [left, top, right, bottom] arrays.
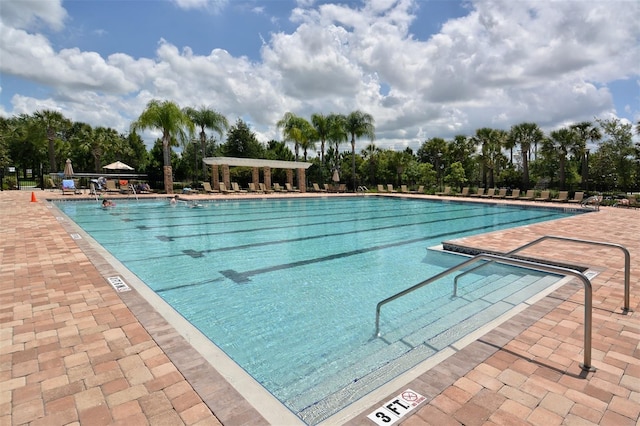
[[183, 106, 228, 181], [311, 113, 330, 166], [277, 112, 316, 161], [361, 142, 381, 185], [34, 110, 71, 172], [570, 121, 602, 190], [131, 100, 194, 194], [345, 111, 375, 190], [509, 122, 544, 189], [547, 127, 578, 190]]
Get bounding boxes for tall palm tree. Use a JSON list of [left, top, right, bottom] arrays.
[[345, 111, 375, 190], [34, 110, 71, 172], [311, 113, 330, 166], [277, 112, 316, 161], [547, 127, 578, 190], [570, 121, 601, 190], [509, 122, 544, 189], [131, 100, 194, 194], [183, 106, 228, 181]]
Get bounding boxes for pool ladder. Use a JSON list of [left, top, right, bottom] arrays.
[[374, 236, 631, 372]]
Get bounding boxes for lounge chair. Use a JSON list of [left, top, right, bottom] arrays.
[[219, 182, 233, 194], [273, 183, 286, 192], [323, 184, 331, 192], [312, 183, 326, 192], [400, 185, 409, 193], [505, 189, 520, 199], [232, 182, 247, 193], [411, 185, 424, 194], [492, 188, 507, 198], [457, 187, 470, 197], [248, 183, 262, 193], [386, 184, 397, 193], [568, 192, 584, 203], [551, 191, 568, 202], [519, 190, 535, 201], [436, 186, 451, 196], [202, 182, 219, 194], [259, 183, 272, 193], [469, 188, 484, 197], [535, 190, 551, 202], [481, 188, 496, 198], [105, 180, 120, 193], [377, 184, 386, 193], [285, 183, 300, 192], [62, 179, 81, 195]]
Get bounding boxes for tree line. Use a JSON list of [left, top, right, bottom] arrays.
[[1, 99, 638, 194]]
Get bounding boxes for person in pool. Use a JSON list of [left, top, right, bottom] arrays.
[[102, 199, 115, 208]]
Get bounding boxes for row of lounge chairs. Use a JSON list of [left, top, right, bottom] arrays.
[[377, 184, 425, 194], [201, 182, 302, 194], [450, 187, 584, 203]]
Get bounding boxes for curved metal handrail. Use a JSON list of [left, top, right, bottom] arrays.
[[375, 253, 595, 371], [452, 235, 630, 312]]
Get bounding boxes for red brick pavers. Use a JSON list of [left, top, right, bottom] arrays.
[[1, 191, 224, 426], [2, 190, 639, 426]]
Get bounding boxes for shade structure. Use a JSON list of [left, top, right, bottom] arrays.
[[102, 161, 134, 171], [63, 159, 74, 178], [332, 169, 340, 182]]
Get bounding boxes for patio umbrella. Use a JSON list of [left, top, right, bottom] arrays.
[[332, 169, 340, 182], [102, 161, 134, 171], [63, 159, 74, 178]]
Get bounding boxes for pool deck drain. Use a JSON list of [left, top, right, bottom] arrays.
[[1, 190, 639, 426]]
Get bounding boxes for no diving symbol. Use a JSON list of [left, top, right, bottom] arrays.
[[402, 391, 418, 402]]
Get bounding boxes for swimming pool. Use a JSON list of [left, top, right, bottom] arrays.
[[56, 196, 583, 423]]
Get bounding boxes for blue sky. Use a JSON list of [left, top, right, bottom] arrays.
[[1, 0, 638, 151]]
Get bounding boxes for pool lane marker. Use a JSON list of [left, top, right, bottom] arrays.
[[107, 276, 131, 292], [367, 389, 426, 425]]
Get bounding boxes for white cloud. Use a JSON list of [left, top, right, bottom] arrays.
[[0, 0, 67, 31], [172, 0, 228, 13], [0, 0, 638, 152]]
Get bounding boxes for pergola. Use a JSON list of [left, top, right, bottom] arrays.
[[202, 157, 313, 192]]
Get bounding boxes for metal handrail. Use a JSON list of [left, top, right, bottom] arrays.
[[374, 253, 595, 371], [453, 235, 630, 312]]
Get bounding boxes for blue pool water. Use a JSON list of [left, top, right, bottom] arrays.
[[56, 196, 583, 423]]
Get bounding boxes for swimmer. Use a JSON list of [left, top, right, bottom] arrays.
[[170, 195, 179, 205], [102, 199, 115, 208]]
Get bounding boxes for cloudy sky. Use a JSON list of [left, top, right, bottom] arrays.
[[1, 0, 639, 152]]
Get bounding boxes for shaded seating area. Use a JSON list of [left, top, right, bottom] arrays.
[[202, 156, 312, 194]]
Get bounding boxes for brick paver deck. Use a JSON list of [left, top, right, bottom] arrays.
[[1, 190, 638, 425]]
